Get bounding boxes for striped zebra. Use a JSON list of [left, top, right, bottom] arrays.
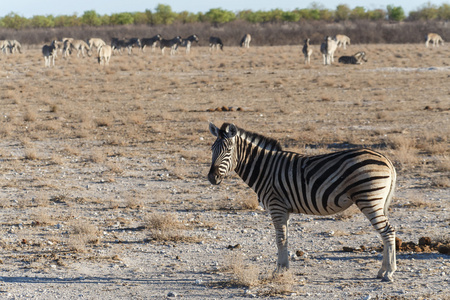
[[160, 36, 182, 55], [240, 33, 251, 48], [88, 38, 106, 53], [64, 39, 90, 58], [302, 38, 313, 65], [98, 45, 112, 65], [209, 36, 223, 52], [338, 51, 368, 64], [320, 36, 338, 65], [425, 33, 444, 47], [208, 123, 397, 282], [141, 34, 162, 52], [178, 34, 199, 54], [7, 40, 22, 54], [335, 34, 351, 49], [0, 40, 9, 54], [42, 43, 57, 67]]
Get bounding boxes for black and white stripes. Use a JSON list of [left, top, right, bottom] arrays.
[[208, 122, 397, 282]]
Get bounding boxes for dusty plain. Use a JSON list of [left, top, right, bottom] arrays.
[[0, 43, 449, 299]]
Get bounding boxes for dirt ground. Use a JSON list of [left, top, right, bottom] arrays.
[[0, 43, 449, 299]]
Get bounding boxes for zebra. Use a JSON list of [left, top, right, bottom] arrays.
[[88, 38, 106, 53], [0, 40, 9, 54], [320, 36, 338, 65], [98, 45, 112, 65], [208, 122, 397, 282], [140, 34, 162, 52], [338, 51, 368, 64], [209, 36, 224, 52], [160, 36, 182, 55], [125, 38, 141, 54], [335, 34, 351, 49], [42, 43, 57, 67], [64, 39, 90, 58], [177, 34, 199, 54], [240, 33, 251, 48], [425, 33, 444, 47], [302, 38, 313, 65], [7, 40, 22, 54]]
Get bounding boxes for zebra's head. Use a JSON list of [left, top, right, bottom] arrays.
[[208, 122, 238, 185]]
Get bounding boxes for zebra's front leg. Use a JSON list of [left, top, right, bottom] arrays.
[[271, 212, 290, 272]]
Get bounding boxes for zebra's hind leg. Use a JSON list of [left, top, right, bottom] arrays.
[[356, 202, 396, 281]]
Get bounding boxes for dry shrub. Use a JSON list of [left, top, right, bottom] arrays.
[[95, 116, 113, 127], [226, 253, 260, 287], [146, 212, 183, 241], [435, 156, 450, 172], [260, 270, 296, 296], [89, 149, 106, 163], [389, 135, 419, 167], [432, 176, 450, 188], [24, 110, 37, 122], [67, 219, 100, 251], [24, 148, 38, 160]]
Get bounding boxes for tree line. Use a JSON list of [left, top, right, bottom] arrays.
[[1, 3, 449, 29]]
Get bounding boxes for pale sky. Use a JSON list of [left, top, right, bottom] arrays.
[[1, 0, 447, 18]]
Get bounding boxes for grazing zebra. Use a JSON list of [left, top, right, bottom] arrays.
[[8, 40, 22, 54], [338, 51, 368, 64], [0, 40, 8, 54], [160, 36, 182, 55], [141, 34, 162, 52], [88, 38, 106, 53], [425, 33, 444, 47], [335, 34, 351, 49], [98, 45, 112, 65], [209, 36, 224, 52], [302, 38, 313, 65], [64, 39, 90, 58], [178, 34, 199, 54], [320, 36, 338, 65], [126, 38, 141, 54], [208, 122, 397, 282], [42, 43, 57, 67], [240, 33, 251, 48]]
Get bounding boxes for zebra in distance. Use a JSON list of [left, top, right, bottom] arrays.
[[240, 33, 251, 48], [0, 40, 9, 54], [64, 39, 90, 58], [42, 43, 57, 67], [320, 36, 338, 65], [140, 34, 162, 52], [338, 51, 368, 64], [7, 40, 22, 54], [178, 34, 199, 54], [302, 38, 313, 65], [335, 34, 351, 49], [159, 36, 182, 55], [98, 45, 112, 66], [208, 122, 397, 282], [111, 38, 141, 55], [209, 36, 224, 52], [425, 33, 444, 47], [88, 38, 106, 54]]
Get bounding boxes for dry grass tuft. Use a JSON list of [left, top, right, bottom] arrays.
[[146, 213, 183, 242], [225, 253, 260, 287], [67, 219, 101, 251]]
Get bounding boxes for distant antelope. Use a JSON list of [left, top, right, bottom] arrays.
[[302, 38, 313, 65], [160, 36, 182, 55], [141, 34, 162, 52], [240, 33, 251, 48], [425, 33, 444, 47], [335, 34, 351, 49], [320, 36, 338, 65], [88, 38, 106, 53], [98, 45, 112, 65], [179, 34, 199, 54], [64, 39, 90, 58], [338, 51, 368, 64], [8, 40, 22, 54], [209, 36, 223, 52], [42, 43, 57, 67]]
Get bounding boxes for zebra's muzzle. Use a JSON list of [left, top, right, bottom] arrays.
[[208, 168, 222, 185]]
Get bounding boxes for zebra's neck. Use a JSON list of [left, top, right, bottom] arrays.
[[234, 129, 281, 190]]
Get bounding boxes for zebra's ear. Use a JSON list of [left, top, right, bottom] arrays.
[[226, 124, 238, 138], [209, 122, 219, 137]]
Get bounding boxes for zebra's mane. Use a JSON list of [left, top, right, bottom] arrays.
[[221, 123, 282, 151]]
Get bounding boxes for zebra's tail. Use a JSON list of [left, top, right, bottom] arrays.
[[384, 163, 397, 217]]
